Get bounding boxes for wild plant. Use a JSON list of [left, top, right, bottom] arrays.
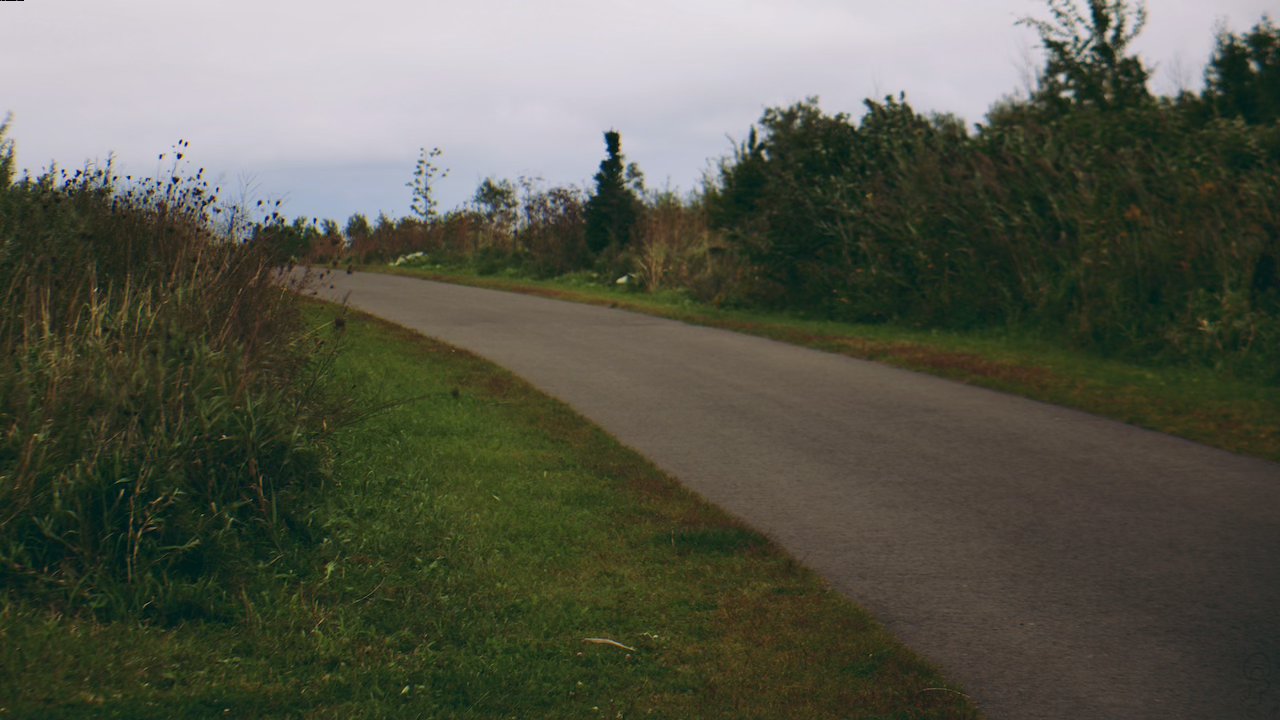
[[0, 133, 336, 619]]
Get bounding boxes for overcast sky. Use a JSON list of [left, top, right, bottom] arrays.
[[3, 1, 1274, 223]]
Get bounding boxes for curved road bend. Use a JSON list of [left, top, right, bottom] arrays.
[[310, 270, 1279, 720]]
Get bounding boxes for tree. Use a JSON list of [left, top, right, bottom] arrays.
[[706, 125, 767, 235], [471, 177, 519, 253], [1204, 16, 1280, 125], [407, 147, 448, 222], [584, 130, 642, 254], [344, 212, 371, 244], [706, 99, 860, 300], [1020, 0, 1151, 114], [473, 177, 516, 214], [473, 177, 518, 228]]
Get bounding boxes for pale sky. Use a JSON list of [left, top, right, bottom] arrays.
[[3, 1, 1274, 223]]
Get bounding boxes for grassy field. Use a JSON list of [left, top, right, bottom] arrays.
[[368, 263, 1280, 463], [0, 302, 979, 719]]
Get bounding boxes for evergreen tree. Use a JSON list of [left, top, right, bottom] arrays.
[[584, 130, 642, 254]]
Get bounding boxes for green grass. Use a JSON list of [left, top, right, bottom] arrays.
[[367, 263, 1280, 463], [0, 303, 979, 719]]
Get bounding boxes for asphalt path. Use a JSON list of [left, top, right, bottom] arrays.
[[309, 270, 1280, 720]]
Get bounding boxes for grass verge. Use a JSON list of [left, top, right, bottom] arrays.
[[368, 264, 1280, 463], [0, 301, 979, 719]]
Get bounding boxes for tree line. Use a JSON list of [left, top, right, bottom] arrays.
[[291, 1, 1279, 381]]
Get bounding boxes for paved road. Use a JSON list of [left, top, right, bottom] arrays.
[[310, 270, 1280, 720]]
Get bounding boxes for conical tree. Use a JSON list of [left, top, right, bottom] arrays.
[[585, 130, 641, 255]]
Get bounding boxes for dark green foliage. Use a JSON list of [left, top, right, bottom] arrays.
[[706, 126, 767, 236], [1204, 16, 1280, 125], [319, 218, 340, 239], [0, 133, 335, 618], [584, 130, 642, 255], [705, 6, 1280, 380], [344, 212, 371, 243], [704, 4, 1280, 375], [1019, 0, 1152, 115], [336, 1, 1278, 382], [707, 96, 979, 318], [708, 99, 860, 306]]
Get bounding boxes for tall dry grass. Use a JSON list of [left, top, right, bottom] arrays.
[[634, 193, 745, 305], [0, 137, 335, 619]]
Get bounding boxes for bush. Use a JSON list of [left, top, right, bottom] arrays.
[[701, 4, 1280, 381], [0, 137, 335, 619]]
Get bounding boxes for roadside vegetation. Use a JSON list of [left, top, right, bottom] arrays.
[[0, 298, 980, 718], [0, 120, 974, 716], [3, 0, 1276, 716], [291, 3, 1280, 460], [0, 127, 334, 620], [299, 3, 1279, 388]]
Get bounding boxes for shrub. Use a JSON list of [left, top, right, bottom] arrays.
[[701, 4, 1280, 381], [0, 136, 335, 618]]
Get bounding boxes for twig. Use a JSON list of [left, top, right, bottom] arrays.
[[919, 687, 972, 699], [355, 577, 387, 604], [583, 638, 636, 652]]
